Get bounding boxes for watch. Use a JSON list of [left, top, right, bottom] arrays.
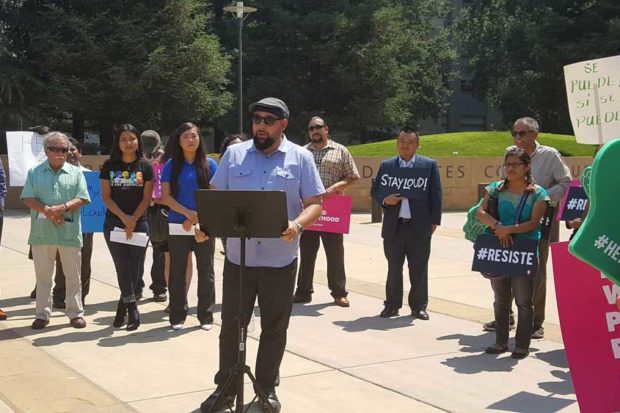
[[294, 220, 303, 235]]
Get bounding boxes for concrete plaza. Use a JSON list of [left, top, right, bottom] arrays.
[[0, 210, 577, 412]]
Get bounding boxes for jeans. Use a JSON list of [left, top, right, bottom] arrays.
[[296, 231, 347, 298], [215, 259, 297, 393], [168, 235, 215, 325], [104, 217, 148, 303], [490, 276, 534, 350]]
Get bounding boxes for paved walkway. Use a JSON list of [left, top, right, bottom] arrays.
[[0, 211, 578, 412]]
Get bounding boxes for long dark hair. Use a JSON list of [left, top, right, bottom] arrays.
[[109, 124, 143, 161], [498, 147, 535, 192], [219, 133, 246, 158], [168, 122, 210, 198]]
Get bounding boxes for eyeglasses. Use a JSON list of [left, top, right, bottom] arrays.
[[308, 125, 325, 132], [511, 130, 532, 138], [252, 114, 282, 126], [46, 146, 69, 153], [503, 162, 526, 169]]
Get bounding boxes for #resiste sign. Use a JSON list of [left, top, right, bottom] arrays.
[[551, 242, 620, 412], [564, 55, 620, 144]]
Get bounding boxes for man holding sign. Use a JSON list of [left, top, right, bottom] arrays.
[[371, 127, 442, 320], [293, 116, 359, 307]]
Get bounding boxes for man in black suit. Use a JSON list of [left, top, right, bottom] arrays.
[[371, 127, 443, 319]]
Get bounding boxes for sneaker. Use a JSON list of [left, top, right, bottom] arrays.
[[482, 317, 515, 332], [170, 323, 183, 331], [153, 293, 167, 303], [201, 323, 213, 331], [532, 326, 544, 339]]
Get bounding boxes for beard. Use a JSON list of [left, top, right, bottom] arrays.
[[253, 133, 276, 151], [310, 134, 322, 143]]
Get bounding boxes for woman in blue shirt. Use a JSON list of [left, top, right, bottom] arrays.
[[161, 122, 217, 330], [477, 147, 549, 359]]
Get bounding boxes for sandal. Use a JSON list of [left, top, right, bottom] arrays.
[[485, 343, 508, 354]]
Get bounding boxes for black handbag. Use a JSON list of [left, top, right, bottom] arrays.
[[147, 204, 169, 243]]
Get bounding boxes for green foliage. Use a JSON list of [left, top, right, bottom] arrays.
[[215, 0, 456, 142], [3, 0, 232, 147], [347, 131, 596, 157], [457, 0, 620, 134]]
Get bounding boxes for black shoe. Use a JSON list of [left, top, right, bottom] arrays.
[[52, 299, 66, 309], [113, 299, 127, 328], [380, 307, 399, 318], [511, 349, 529, 359], [200, 387, 235, 413], [135, 292, 143, 301], [126, 302, 140, 331], [292, 293, 311, 304], [152, 293, 167, 303], [259, 391, 281, 413], [485, 343, 508, 354], [483, 316, 515, 332], [412, 309, 429, 320], [30, 288, 36, 299]]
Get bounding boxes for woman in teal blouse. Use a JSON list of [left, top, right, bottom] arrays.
[[477, 147, 549, 359]]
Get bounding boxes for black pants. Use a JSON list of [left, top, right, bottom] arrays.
[[215, 259, 297, 393], [168, 235, 215, 325], [53, 233, 94, 301], [490, 276, 534, 350], [383, 221, 431, 311], [296, 231, 347, 298], [104, 217, 148, 303], [149, 240, 167, 295]]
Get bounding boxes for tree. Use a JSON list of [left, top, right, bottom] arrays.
[[458, 0, 620, 133], [214, 0, 456, 143], [17, 0, 232, 150]]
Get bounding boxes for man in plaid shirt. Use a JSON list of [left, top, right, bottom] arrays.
[[293, 116, 359, 307]]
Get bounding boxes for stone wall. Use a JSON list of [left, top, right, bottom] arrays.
[[1, 154, 592, 211]]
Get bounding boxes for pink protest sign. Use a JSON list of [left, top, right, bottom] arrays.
[[152, 162, 163, 200], [307, 195, 353, 234], [551, 241, 620, 412]]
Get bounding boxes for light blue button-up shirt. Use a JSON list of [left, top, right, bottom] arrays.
[[210, 136, 325, 268], [398, 155, 416, 219]]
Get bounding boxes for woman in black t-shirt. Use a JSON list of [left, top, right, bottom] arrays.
[[100, 124, 154, 331]]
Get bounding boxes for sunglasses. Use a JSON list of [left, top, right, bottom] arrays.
[[511, 131, 532, 138], [46, 146, 69, 153], [252, 114, 282, 126], [308, 125, 325, 132]]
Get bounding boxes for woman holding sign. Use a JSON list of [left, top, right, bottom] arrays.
[[476, 148, 549, 359], [160, 122, 217, 331], [101, 124, 154, 331]]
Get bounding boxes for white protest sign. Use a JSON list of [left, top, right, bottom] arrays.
[[564, 55, 620, 144], [6, 131, 47, 186]]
